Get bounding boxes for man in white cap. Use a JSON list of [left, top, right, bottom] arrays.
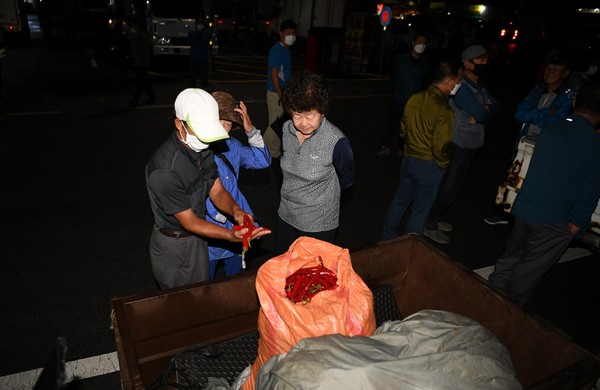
[[145, 88, 270, 289]]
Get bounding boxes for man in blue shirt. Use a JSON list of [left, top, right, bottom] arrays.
[[488, 81, 600, 305], [265, 19, 297, 158]]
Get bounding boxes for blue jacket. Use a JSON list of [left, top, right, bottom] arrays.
[[206, 129, 271, 260], [515, 83, 574, 140], [450, 75, 500, 149]]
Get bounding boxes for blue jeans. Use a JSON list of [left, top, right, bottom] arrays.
[[383, 157, 446, 238]]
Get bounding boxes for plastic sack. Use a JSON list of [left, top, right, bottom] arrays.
[[257, 310, 522, 390], [241, 237, 376, 389]]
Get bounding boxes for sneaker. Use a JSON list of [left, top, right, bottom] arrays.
[[424, 229, 450, 244], [437, 221, 453, 232], [376, 146, 391, 158], [484, 214, 509, 225]]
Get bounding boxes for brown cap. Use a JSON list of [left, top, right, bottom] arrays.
[[211, 91, 243, 128]]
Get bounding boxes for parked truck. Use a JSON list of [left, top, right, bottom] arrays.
[[0, 0, 29, 43], [115, 0, 236, 56]]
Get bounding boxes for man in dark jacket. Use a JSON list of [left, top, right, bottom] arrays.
[[376, 34, 430, 158], [488, 81, 600, 305]]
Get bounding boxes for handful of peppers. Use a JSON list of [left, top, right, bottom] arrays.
[[284, 257, 338, 304], [233, 214, 256, 270]]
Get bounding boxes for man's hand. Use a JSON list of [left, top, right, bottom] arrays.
[[568, 223, 580, 235], [232, 213, 271, 241]]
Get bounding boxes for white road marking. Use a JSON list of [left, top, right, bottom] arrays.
[[0, 352, 120, 389], [474, 246, 592, 280], [0, 247, 592, 387]]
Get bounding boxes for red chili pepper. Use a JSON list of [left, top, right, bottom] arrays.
[[233, 214, 257, 269], [284, 257, 338, 304]]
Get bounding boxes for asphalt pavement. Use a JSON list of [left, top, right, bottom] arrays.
[[1, 34, 599, 389]]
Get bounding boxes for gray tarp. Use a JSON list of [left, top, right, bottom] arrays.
[[256, 310, 522, 390]]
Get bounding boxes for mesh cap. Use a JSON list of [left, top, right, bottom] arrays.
[[174, 88, 229, 142]]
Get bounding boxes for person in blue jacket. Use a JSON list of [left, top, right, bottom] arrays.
[[484, 54, 574, 226], [206, 92, 271, 278], [424, 45, 501, 244], [488, 81, 600, 305], [514, 54, 574, 141]]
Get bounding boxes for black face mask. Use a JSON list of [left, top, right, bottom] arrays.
[[470, 61, 489, 77]]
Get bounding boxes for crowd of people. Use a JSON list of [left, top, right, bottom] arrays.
[[142, 18, 600, 307], [378, 38, 600, 305]]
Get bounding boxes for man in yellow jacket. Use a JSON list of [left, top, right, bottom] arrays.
[[383, 61, 461, 238]]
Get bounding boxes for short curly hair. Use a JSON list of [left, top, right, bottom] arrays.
[[281, 72, 330, 115]]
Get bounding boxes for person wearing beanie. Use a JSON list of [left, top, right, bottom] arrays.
[[145, 88, 270, 289], [205, 92, 271, 278], [424, 45, 501, 244]]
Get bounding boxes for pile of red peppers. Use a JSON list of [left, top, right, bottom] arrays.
[[284, 257, 338, 304]]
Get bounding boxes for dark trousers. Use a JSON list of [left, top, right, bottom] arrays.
[[273, 216, 337, 256], [130, 66, 155, 104], [189, 60, 209, 89], [427, 143, 476, 227], [379, 100, 405, 149], [488, 217, 573, 305]]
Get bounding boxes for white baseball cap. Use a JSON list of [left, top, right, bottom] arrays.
[[174, 88, 229, 143]]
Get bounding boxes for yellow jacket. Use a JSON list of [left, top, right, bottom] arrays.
[[401, 84, 454, 168]]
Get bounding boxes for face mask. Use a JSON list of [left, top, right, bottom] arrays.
[[182, 130, 209, 152], [586, 64, 598, 76], [450, 82, 462, 96], [413, 44, 426, 54], [284, 35, 296, 46], [470, 62, 489, 77]]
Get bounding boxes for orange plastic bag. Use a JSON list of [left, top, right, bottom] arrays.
[[242, 237, 376, 389]]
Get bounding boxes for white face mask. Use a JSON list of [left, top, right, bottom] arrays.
[[413, 44, 426, 54], [182, 129, 209, 151], [450, 82, 462, 96], [284, 35, 296, 46]]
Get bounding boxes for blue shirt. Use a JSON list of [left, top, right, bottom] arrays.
[[513, 115, 600, 231], [205, 130, 271, 260], [267, 42, 292, 92]]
